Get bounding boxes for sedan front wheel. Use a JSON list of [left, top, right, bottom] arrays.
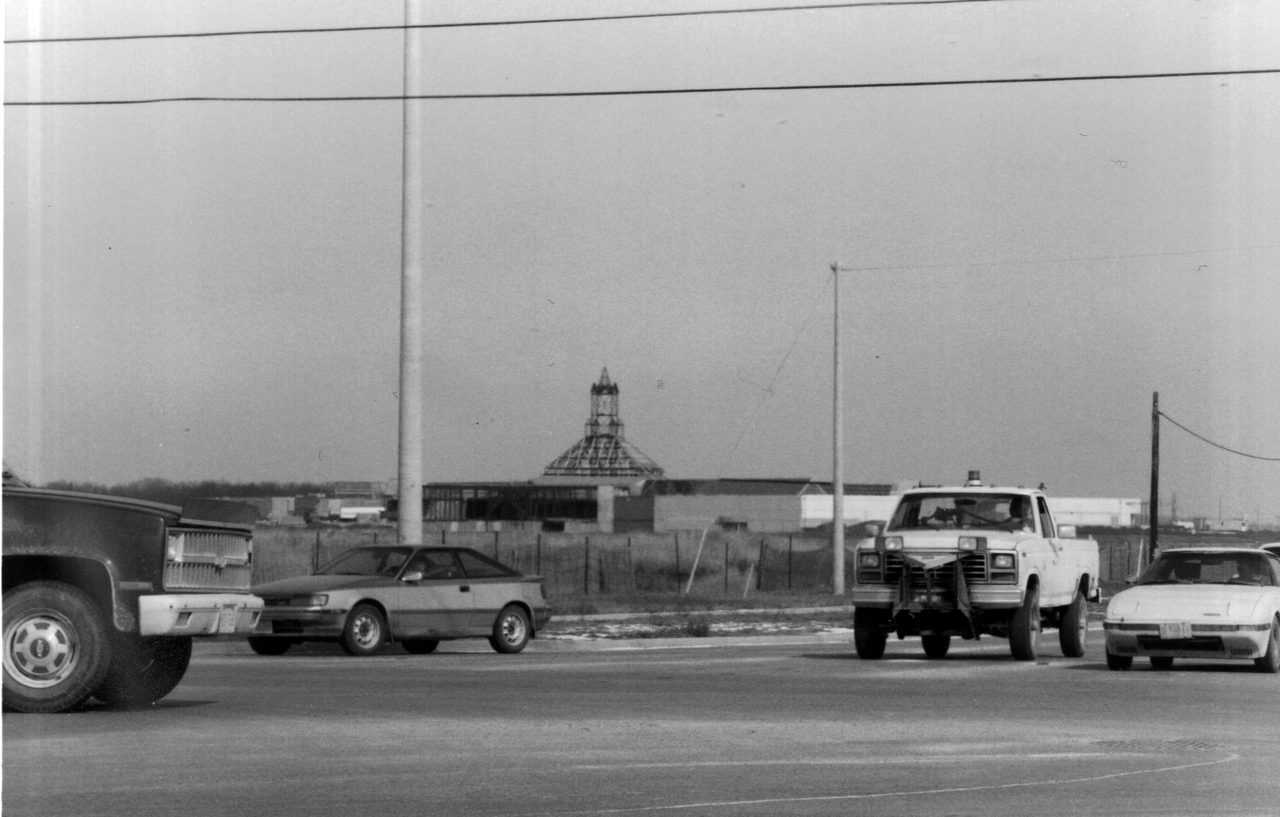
[[489, 605, 531, 654], [340, 605, 387, 657]]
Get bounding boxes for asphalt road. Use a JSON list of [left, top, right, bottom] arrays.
[[4, 634, 1278, 817]]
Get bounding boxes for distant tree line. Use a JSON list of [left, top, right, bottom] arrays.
[[43, 477, 332, 506]]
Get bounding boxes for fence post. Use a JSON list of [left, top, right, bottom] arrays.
[[757, 538, 765, 591], [313, 529, 321, 573], [674, 534, 682, 592], [627, 537, 635, 593], [584, 537, 590, 595], [723, 540, 729, 594], [788, 534, 793, 590], [536, 533, 542, 576]]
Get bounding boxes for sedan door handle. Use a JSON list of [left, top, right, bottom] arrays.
[[459, 585, 471, 593]]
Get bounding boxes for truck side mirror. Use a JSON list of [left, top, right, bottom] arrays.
[[866, 523, 881, 537], [1057, 525, 1076, 539]]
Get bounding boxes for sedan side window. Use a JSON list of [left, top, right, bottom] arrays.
[[406, 552, 463, 579]]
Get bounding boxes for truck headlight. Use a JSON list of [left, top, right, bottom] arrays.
[[883, 536, 903, 551], [958, 537, 979, 551], [991, 554, 1015, 569], [859, 553, 881, 568]]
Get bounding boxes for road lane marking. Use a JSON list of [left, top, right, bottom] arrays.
[[507, 752, 1239, 816]]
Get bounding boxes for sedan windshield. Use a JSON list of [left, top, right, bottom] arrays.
[[316, 547, 414, 577], [1136, 552, 1278, 587], [889, 493, 1033, 532]]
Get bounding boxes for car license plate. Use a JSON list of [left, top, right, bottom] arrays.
[[218, 605, 240, 634], [1159, 622, 1192, 639]]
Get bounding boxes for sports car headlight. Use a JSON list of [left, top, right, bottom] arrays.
[[300, 594, 329, 607], [991, 553, 1015, 569], [883, 536, 904, 551], [859, 553, 881, 568]]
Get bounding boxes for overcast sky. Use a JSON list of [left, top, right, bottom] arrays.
[[4, 0, 1278, 524]]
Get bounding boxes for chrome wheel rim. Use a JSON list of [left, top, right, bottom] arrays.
[[4, 611, 80, 689], [501, 613, 527, 645], [351, 613, 382, 650]]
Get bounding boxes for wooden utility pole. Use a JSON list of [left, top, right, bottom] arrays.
[[1148, 392, 1159, 566], [397, 0, 425, 547], [832, 263, 845, 595]]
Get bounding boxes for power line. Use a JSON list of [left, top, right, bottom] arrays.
[[719, 271, 835, 474], [4, 0, 1021, 45], [1159, 411, 1280, 462], [7, 67, 1278, 107]]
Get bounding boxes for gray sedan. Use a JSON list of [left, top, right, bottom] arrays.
[[248, 546, 552, 656]]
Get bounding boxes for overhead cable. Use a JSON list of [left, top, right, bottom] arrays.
[[5, 0, 1023, 45], [7, 67, 1278, 107], [1159, 411, 1280, 462]]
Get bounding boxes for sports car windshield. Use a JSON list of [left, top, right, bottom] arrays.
[[316, 547, 414, 577], [889, 493, 1033, 532], [1136, 551, 1279, 587]]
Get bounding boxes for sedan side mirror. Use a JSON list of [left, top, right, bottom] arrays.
[[400, 571, 424, 583]]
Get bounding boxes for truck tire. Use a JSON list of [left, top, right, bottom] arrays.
[[1106, 649, 1132, 670], [247, 637, 293, 656], [489, 605, 531, 654], [1009, 584, 1040, 661], [853, 608, 888, 659], [3, 582, 112, 714], [402, 638, 440, 655], [1058, 591, 1088, 658], [93, 634, 192, 707], [921, 634, 951, 659], [341, 604, 387, 656]]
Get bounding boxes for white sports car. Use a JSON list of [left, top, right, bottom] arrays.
[[1103, 547, 1280, 672]]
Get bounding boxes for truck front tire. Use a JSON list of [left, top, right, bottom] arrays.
[[1009, 584, 1040, 661], [93, 634, 193, 707], [3, 581, 112, 714], [854, 608, 888, 659]]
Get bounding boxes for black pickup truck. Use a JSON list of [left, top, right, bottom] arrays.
[[3, 483, 263, 712]]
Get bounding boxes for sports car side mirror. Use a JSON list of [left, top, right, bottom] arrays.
[[400, 571, 424, 583]]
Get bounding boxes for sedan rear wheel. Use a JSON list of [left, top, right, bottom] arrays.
[[489, 605, 531, 654], [1256, 619, 1280, 674], [340, 605, 387, 657]]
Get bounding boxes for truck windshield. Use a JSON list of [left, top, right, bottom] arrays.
[[889, 494, 1033, 532]]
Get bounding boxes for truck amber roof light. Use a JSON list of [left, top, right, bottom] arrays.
[[965, 470, 983, 487]]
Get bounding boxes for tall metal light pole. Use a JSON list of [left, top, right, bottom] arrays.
[[397, 0, 424, 547], [832, 263, 845, 595], [1147, 391, 1159, 565]]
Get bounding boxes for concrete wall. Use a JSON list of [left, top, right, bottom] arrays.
[[800, 495, 901, 528]]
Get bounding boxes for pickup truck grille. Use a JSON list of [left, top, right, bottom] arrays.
[[164, 529, 253, 592], [884, 552, 988, 585]]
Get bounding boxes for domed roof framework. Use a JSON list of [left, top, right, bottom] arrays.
[[543, 369, 664, 479]]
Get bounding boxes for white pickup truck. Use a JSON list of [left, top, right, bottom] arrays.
[[850, 472, 1100, 661]]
